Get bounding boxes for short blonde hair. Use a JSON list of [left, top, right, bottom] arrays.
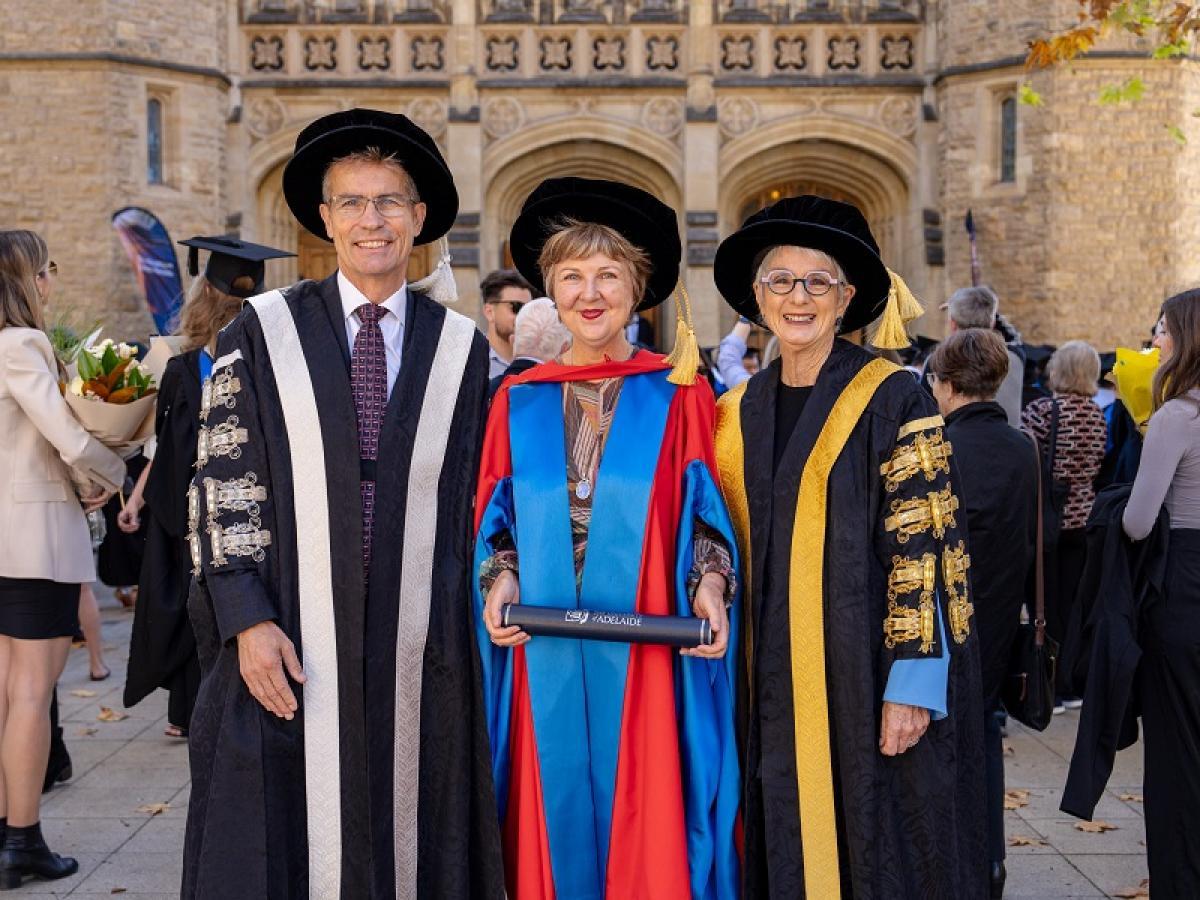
[[537, 217, 652, 308], [1046, 339, 1101, 396]]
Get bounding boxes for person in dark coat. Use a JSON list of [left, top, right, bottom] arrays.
[[119, 236, 294, 738], [713, 196, 987, 899], [927, 328, 1038, 899]]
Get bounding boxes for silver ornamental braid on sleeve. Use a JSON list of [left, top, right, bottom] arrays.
[[209, 520, 272, 567], [187, 483, 203, 575], [203, 473, 267, 519], [199, 364, 241, 423], [195, 416, 250, 467]]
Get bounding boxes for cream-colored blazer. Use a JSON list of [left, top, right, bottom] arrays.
[[0, 327, 126, 583]]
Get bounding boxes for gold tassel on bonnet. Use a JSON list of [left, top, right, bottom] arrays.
[[870, 268, 924, 351], [664, 281, 700, 386]]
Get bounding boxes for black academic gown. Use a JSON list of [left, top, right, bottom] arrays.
[[718, 341, 988, 900], [944, 401, 1038, 708], [124, 350, 202, 728], [182, 274, 505, 900]]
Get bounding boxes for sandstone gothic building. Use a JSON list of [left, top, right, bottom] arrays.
[[2, 0, 1199, 348]]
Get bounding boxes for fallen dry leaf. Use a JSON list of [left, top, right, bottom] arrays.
[[1111, 878, 1150, 898], [1003, 743, 1015, 756], [135, 802, 170, 816], [1075, 820, 1119, 833], [1119, 793, 1144, 803], [97, 706, 128, 722], [76, 726, 99, 737], [1003, 789, 1030, 810], [1008, 834, 1048, 847], [70, 689, 98, 698]]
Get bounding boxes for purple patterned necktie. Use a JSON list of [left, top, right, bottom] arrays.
[[351, 302, 388, 571]]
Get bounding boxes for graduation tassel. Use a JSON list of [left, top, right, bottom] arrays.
[[411, 237, 458, 305], [664, 282, 700, 386], [870, 268, 925, 351]]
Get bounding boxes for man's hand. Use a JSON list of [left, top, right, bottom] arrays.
[[237, 621, 307, 719], [682, 572, 729, 659], [483, 569, 528, 648], [879, 701, 930, 756]]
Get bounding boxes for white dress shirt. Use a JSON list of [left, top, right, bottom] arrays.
[[338, 270, 406, 397]]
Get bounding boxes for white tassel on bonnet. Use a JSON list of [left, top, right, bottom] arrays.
[[411, 236, 458, 305]]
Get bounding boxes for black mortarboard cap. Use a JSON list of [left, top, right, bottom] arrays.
[[179, 236, 295, 299]]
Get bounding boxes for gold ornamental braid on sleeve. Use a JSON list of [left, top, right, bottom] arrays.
[[942, 541, 974, 644], [884, 486, 959, 542], [884, 552, 937, 653], [879, 429, 952, 493]]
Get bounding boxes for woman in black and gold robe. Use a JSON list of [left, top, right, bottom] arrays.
[[712, 196, 987, 899]]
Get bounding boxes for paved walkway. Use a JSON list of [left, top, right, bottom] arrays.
[[13, 588, 1150, 897]]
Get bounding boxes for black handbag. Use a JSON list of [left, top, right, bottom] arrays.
[[1040, 399, 1071, 548], [1002, 434, 1060, 731]]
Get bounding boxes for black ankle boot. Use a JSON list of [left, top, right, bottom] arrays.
[[0, 822, 77, 890], [989, 860, 1006, 899]]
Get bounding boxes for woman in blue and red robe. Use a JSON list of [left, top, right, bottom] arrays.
[[472, 178, 741, 900]]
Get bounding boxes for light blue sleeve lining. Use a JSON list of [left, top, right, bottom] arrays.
[[882, 600, 950, 719]]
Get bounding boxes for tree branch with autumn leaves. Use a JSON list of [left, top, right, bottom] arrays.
[[1023, 0, 1200, 140]]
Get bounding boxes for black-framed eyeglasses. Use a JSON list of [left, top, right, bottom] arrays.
[[325, 194, 416, 219], [759, 269, 840, 297], [37, 261, 58, 279]]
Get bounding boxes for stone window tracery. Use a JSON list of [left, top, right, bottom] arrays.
[[774, 35, 806, 71], [827, 35, 860, 70], [539, 35, 573, 71], [358, 35, 391, 70], [486, 35, 521, 71], [880, 34, 913, 70], [593, 35, 625, 71], [720, 35, 755, 71], [646, 34, 679, 70], [412, 35, 445, 71], [305, 35, 338, 70], [250, 34, 286, 71]]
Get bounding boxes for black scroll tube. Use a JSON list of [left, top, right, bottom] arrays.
[[501, 604, 713, 649]]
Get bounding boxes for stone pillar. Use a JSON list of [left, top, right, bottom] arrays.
[[682, 0, 722, 345], [447, 0, 484, 318]]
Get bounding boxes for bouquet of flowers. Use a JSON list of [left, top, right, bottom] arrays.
[[63, 338, 158, 457]]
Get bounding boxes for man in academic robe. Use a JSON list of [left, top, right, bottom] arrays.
[[182, 108, 505, 900]]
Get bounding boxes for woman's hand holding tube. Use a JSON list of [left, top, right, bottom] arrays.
[[683, 572, 729, 659], [484, 569, 529, 647]]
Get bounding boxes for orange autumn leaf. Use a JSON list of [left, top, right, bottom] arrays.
[[135, 802, 170, 816], [1027, 26, 1099, 68], [1075, 820, 1119, 833], [1119, 792, 1144, 803], [97, 706, 129, 722], [1008, 834, 1048, 847], [1004, 789, 1031, 810]]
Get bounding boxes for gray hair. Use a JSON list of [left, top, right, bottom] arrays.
[[320, 147, 420, 204], [512, 297, 572, 362], [946, 286, 998, 329], [754, 245, 847, 285]]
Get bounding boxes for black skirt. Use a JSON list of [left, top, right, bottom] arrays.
[[1140, 527, 1200, 899], [0, 577, 80, 639]]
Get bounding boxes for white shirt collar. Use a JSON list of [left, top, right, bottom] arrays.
[[337, 270, 407, 323]]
